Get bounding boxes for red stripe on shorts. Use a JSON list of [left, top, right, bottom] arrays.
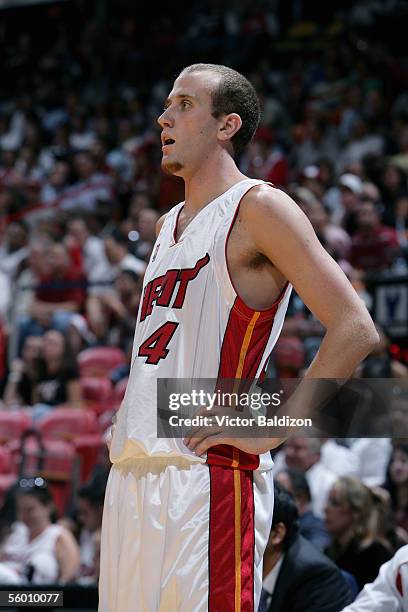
[[208, 464, 255, 612]]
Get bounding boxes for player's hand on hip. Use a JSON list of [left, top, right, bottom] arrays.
[[185, 434, 282, 457], [183, 404, 284, 457]]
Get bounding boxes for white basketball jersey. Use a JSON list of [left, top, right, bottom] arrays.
[[110, 178, 292, 470]]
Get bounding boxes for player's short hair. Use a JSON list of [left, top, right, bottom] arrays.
[[181, 63, 260, 156]]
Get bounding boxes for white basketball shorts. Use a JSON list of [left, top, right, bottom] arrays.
[[98, 457, 274, 612]]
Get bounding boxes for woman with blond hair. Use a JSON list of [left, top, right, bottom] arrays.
[[325, 476, 392, 591]]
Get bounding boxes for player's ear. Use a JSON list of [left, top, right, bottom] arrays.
[[218, 113, 242, 143]]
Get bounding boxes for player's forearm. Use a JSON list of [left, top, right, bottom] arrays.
[[305, 315, 379, 380], [266, 317, 378, 440]]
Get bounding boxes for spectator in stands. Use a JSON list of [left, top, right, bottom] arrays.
[[393, 193, 408, 255], [370, 485, 408, 552], [66, 314, 96, 355], [338, 173, 364, 235], [0, 220, 29, 279], [259, 482, 351, 612], [30, 329, 82, 420], [350, 438, 392, 488], [390, 392, 408, 439], [18, 241, 86, 353], [240, 127, 289, 188], [349, 198, 401, 272], [0, 477, 80, 584], [65, 217, 108, 280], [275, 437, 337, 518], [131, 208, 160, 261], [270, 336, 306, 378], [123, 191, 154, 233], [320, 438, 360, 478], [340, 544, 408, 611], [381, 162, 408, 221], [75, 479, 106, 584], [337, 115, 384, 176], [103, 268, 142, 351], [325, 476, 392, 591], [293, 118, 339, 172], [86, 229, 145, 339], [3, 335, 43, 408], [0, 482, 18, 546], [58, 151, 113, 213], [302, 195, 352, 259], [103, 228, 145, 276], [13, 238, 50, 323], [0, 221, 29, 317], [40, 161, 71, 207], [357, 325, 408, 378], [275, 468, 330, 551], [384, 444, 408, 535]]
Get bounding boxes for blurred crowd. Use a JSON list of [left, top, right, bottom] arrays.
[[0, 0, 407, 606]]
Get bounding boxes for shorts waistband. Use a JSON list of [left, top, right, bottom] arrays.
[[112, 455, 206, 474]]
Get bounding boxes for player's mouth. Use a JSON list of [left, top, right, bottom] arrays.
[[162, 136, 175, 150]]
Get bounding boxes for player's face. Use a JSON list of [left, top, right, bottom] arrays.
[[157, 71, 222, 178]]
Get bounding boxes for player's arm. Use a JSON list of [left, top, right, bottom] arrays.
[[156, 213, 167, 237], [185, 186, 379, 456], [242, 185, 379, 378]]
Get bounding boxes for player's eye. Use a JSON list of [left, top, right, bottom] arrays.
[[181, 100, 191, 109]]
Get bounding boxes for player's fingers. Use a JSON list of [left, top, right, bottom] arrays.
[[184, 423, 225, 450], [184, 405, 234, 444], [183, 417, 217, 444], [193, 434, 229, 457]]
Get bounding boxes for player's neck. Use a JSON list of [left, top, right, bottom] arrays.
[[183, 151, 247, 213]]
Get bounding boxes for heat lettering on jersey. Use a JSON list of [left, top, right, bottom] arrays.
[[140, 253, 210, 322]]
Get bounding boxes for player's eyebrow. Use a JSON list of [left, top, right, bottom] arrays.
[[163, 94, 196, 108]]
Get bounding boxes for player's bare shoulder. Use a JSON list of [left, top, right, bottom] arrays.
[[239, 183, 305, 231], [156, 213, 167, 237]]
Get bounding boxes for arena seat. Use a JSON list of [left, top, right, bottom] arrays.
[[37, 408, 103, 483], [0, 410, 33, 444], [37, 407, 99, 440], [0, 473, 17, 506], [0, 445, 13, 474], [72, 434, 105, 482], [78, 346, 126, 377], [80, 376, 113, 404], [7, 431, 78, 515]]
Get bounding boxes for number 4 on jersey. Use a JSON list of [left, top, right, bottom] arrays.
[[138, 321, 179, 365]]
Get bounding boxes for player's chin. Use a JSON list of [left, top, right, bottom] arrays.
[[161, 159, 184, 176]]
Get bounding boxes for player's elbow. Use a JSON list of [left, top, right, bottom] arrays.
[[354, 315, 380, 355]]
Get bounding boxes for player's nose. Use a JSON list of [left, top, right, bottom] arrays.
[[157, 107, 174, 128]]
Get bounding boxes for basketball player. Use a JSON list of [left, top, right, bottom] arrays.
[[99, 64, 378, 611]]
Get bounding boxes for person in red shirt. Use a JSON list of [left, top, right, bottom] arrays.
[[349, 198, 401, 272], [17, 242, 86, 354], [34, 242, 85, 311]]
